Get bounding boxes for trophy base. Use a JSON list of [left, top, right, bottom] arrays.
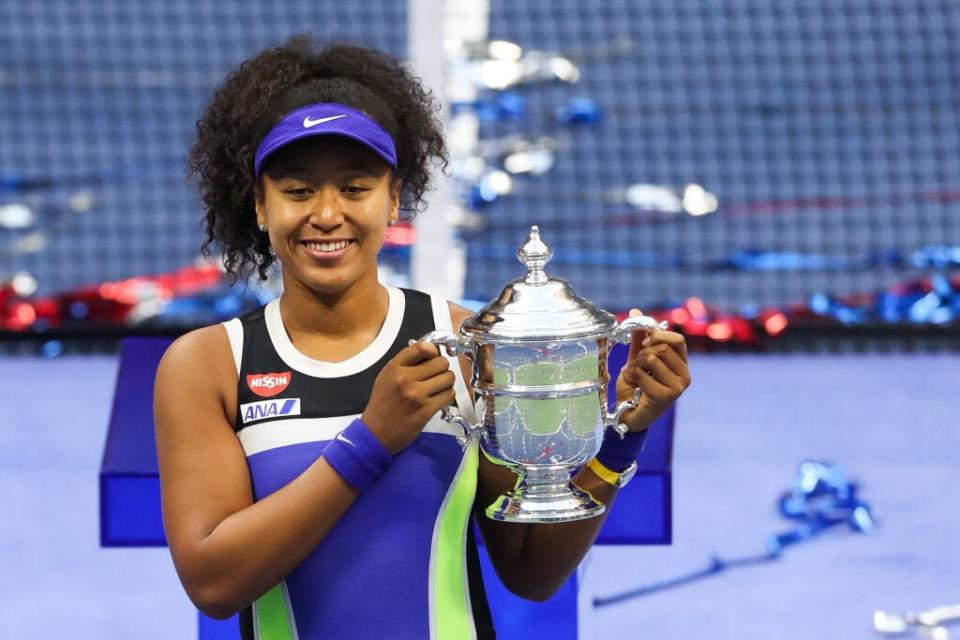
[[485, 465, 606, 523]]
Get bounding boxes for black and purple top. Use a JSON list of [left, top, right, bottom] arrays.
[[222, 286, 495, 639]]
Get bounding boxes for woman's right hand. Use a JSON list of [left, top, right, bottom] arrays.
[[362, 341, 457, 454]]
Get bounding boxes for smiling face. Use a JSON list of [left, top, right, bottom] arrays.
[[255, 135, 400, 299]]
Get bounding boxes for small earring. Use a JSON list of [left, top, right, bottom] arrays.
[[388, 219, 397, 227], [258, 223, 267, 232]]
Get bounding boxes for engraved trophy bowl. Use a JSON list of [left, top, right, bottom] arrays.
[[417, 226, 666, 523]]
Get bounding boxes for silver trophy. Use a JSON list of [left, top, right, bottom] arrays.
[[418, 226, 666, 523]]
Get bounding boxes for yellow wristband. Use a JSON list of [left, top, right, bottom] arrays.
[[586, 457, 621, 486]]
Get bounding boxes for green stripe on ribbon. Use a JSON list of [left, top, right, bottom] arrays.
[[432, 443, 480, 639], [255, 582, 296, 640]]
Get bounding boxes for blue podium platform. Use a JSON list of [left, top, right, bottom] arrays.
[[100, 337, 674, 639]]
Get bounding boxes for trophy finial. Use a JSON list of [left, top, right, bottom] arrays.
[[517, 225, 552, 284]]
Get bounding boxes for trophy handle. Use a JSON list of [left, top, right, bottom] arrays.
[[412, 331, 482, 448], [610, 313, 668, 346], [606, 389, 641, 438], [605, 314, 669, 438]]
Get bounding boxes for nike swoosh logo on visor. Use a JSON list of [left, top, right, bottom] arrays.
[[303, 114, 348, 128]]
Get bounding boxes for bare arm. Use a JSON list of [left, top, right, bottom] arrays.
[[156, 326, 457, 618], [474, 445, 618, 601], [155, 326, 359, 618]]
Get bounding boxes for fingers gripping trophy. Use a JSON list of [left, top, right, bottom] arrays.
[[417, 226, 666, 523]]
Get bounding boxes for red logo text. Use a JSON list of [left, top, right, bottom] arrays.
[[246, 372, 292, 397]]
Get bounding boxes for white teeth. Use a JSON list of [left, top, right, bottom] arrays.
[[305, 240, 350, 253]]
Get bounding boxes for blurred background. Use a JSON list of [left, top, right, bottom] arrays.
[[1, 0, 958, 638]]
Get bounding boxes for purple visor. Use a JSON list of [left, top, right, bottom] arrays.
[[254, 103, 397, 176]]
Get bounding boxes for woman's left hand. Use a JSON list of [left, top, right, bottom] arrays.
[[615, 308, 691, 433]]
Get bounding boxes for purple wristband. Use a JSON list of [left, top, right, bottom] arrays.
[[596, 427, 648, 472], [323, 418, 394, 492]]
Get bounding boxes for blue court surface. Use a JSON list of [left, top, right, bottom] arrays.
[[2, 352, 958, 639]]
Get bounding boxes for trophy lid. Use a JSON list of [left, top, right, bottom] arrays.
[[460, 226, 618, 342]]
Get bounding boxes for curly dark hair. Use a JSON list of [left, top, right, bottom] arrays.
[[187, 35, 448, 281]]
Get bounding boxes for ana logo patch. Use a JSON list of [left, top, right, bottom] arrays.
[[240, 398, 301, 424], [247, 372, 291, 397]]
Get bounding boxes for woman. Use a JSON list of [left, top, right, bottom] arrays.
[[155, 35, 691, 639]]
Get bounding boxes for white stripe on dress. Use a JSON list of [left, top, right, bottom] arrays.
[[221, 317, 244, 377], [239, 411, 464, 457], [265, 285, 405, 378]]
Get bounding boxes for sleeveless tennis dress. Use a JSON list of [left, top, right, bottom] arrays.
[[221, 286, 495, 639]]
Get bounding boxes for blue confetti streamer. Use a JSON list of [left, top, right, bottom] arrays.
[[593, 461, 874, 608]]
